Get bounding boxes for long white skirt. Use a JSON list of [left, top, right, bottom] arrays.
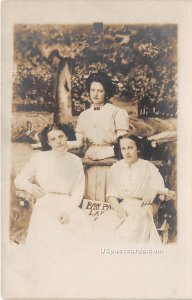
[[26, 193, 93, 247], [94, 198, 161, 243], [8, 193, 93, 292]]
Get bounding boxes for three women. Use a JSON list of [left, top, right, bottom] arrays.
[[14, 72, 170, 244]]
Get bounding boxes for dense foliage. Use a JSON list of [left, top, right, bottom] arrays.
[[13, 24, 177, 116]]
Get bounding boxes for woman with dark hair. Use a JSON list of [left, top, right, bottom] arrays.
[[40, 123, 76, 151], [14, 123, 90, 246], [68, 72, 129, 202], [94, 134, 174, 243]]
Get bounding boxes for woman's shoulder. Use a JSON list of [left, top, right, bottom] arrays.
[[34, 150, 59, 161], [31, 150, 47, 160], [23, 151, 50, 166], [105, 103, 120, 111], [110, 159, 159, 173], [79, 107, 92, 118], [138, 158, 159, 171], [138, 158, 152, 166], [110, 158, 125, 170], [66, 151, 83, 165], [105, 103, 128, 116], [76, 108, 92, 127]]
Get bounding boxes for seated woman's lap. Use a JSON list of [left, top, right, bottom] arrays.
[[93, 202, 154, 242], [27, 195, 91, 245]]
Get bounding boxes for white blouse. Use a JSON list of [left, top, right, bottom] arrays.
[[14, 151, 85, 212], [107, 158, 166, 200], [76, 103, 129, 146]]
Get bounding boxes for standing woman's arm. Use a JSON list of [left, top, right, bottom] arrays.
[[67, 112, 85, 149], [67, 132, 84, 149], [115, 108, 129, 137]]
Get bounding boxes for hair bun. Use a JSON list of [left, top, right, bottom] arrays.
[[85, 72, 116, 100]]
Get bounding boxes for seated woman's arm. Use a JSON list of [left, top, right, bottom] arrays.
[[14, 154, 45, 199], [142, 163, 168, 205], [107, 196, 127, 220], [106, 165, 127, 219]]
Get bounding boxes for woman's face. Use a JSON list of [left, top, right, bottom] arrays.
[[120, 138, 138, 165], [47, 130, 67, 153], [90, 81, 106, 106]]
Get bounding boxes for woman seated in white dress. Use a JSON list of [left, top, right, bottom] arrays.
[[94, 134, 174, 243], [14, 123, 91, 247], [68, 72, 129, 202]]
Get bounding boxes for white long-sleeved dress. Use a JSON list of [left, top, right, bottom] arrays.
[[14, 150, 91, 247], [94, 158, 167, 243], [11, 150, 94, 292]]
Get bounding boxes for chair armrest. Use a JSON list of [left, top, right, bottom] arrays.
[[16, 190, 36, 209]]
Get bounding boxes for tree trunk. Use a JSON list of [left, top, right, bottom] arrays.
[[54, 60, 73, 124]]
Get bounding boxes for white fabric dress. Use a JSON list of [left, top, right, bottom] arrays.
[[11, 150, 94, 291], [76, 103, 129, 201], [94, 159, 166, 243], [14, 150, 92, 247]]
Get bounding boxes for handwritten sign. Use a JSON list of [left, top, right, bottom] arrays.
[[82, 199, 111, 221]]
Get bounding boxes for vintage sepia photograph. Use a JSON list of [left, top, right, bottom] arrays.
[[1, 1, 192, 299], [11, 23, 177, 245]]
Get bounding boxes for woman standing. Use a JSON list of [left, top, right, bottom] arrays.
[[94, 135, 173, 243], [68, 72, 129, 202]]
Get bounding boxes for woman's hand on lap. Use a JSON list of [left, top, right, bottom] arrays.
[[143, 189, 158, 205], [58, 212, 70, 224], [116, 207, 127, 220]]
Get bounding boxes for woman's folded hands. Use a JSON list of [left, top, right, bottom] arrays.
[[85, 147, 115, 160]]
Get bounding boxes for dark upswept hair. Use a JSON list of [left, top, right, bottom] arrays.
[[114, 134, 143, 160], [85, 72, 116, 102], [39, 123, 76, 151]]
